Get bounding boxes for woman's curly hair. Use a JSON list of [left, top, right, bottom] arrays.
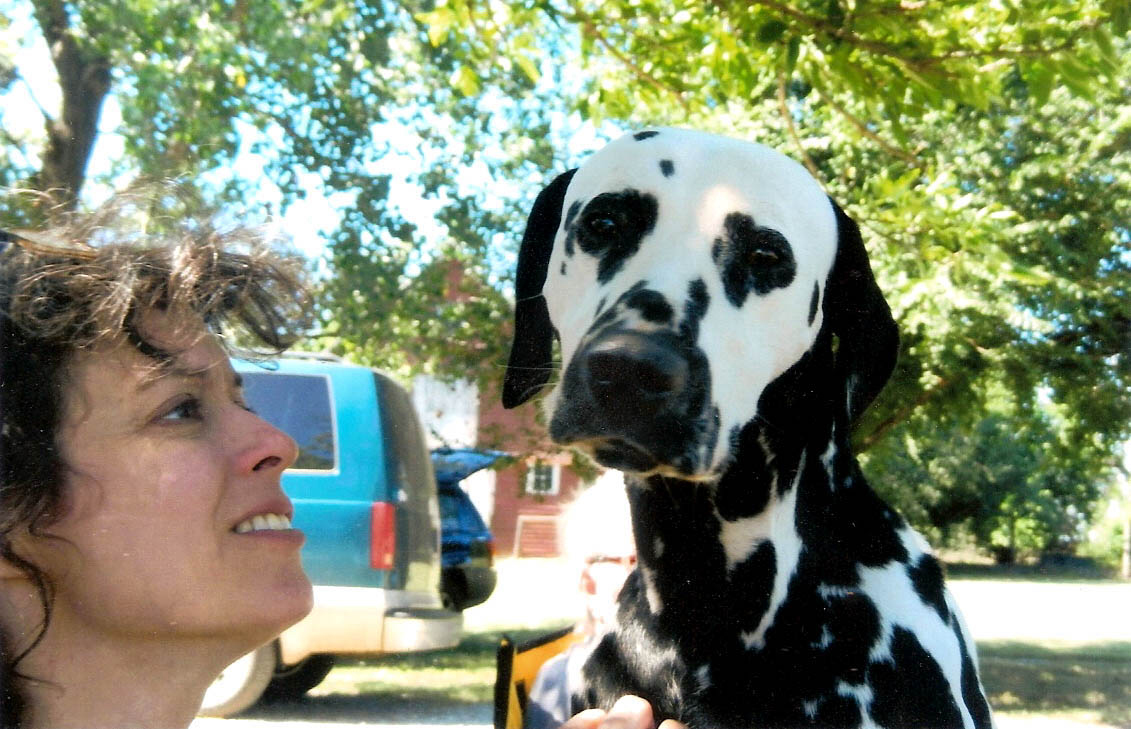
[[0, 191, 313, 727]]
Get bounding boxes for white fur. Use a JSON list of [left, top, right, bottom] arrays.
[[542, 129, 839, 476], [856, 530, 980, 729]]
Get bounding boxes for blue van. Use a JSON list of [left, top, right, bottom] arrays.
[[199, 355, 462, 717]]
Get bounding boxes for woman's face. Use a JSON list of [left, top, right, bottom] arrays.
[[33, 311, 312, 650]]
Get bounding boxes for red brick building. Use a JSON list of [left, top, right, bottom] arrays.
[[412, 260, 589, 557], [477, 384, 586, 557]]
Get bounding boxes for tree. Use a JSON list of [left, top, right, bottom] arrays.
[[3, 2, 1129, 546], [0, 0, 557, 383], [424, 1, 1130, 523], [870, 411, 1109, 560]]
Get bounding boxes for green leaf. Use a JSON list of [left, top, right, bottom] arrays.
[[757, 19, 788, 44], [450, 65, 481, 96], [1024, 62, 1054, 107], [1091, 26, 1118, 66], [514, 54, 540, 83], [786, 36, 800, 73], [418, 7, 456, 47]]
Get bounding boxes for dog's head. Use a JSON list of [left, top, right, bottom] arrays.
[[504, 129, 897, 479]]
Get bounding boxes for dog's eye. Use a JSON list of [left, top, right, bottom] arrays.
[[749, 248, 782, 266], [583, 214, 620, 238]]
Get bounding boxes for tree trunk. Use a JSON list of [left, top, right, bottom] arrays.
[[31, 0, 112, 211]]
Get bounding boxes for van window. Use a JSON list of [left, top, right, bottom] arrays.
[[241, 372, 337, 470]]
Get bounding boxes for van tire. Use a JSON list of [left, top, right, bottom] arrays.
[[441, 569, 468, 611], [264, 654, 336, 700], [198, 642, 276, 717]]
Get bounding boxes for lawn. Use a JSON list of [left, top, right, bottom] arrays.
[[299, 560, 1131, 727], [978, 640, 1131, 727], [310, 631, 1131, 727]]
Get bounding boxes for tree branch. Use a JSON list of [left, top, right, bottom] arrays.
[[857, 376, 955, 452], [814, 85, 921, 166], [735, 0, 1099, 71], [776, 70, 822, 180], [565, 3, 691, 116]]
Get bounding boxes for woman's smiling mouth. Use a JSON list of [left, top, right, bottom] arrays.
[[233, 513, 294, 534]]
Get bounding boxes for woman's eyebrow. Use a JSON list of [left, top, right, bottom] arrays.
[[136, 366, 240, 392], [136, 369, 205, 392]]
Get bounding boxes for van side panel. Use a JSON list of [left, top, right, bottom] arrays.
[[374, 372, 442, 594], [230, 358, 460, 668], [237, 361, 393, 588]]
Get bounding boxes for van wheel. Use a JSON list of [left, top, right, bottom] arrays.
[[198, 642, 276, 717], [264, 654, 336, 700], [441, 569, 468, 611]]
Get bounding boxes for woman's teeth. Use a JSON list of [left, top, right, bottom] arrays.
[[234, 513, 292, 533]]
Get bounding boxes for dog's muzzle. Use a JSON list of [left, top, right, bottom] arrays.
[[549, 329, 710, 475]]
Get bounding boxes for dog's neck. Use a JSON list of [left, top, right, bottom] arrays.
[[623, 348, 864, 654]]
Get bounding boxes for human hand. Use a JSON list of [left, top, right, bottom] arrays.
[[558, 695, 687, 729]]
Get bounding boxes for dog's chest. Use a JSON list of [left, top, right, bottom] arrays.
[[587, 555, 976, 729]]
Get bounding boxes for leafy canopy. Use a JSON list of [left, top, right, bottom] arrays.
[[2, 0, 1129, 554]]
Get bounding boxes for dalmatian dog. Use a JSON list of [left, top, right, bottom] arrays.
[[503, 129, 994, 729]]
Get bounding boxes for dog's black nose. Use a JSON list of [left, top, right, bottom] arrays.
[[584, 333, 688, 412]]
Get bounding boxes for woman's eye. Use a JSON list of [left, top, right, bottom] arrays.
[[160, 397, 203, 423]]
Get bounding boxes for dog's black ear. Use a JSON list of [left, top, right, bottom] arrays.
[[502, 169, 577, 409], [823, 198, 899, 424]]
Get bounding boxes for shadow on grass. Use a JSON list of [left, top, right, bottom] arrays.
[[946, 561, 1120, 583], [240, 630, 1131, 727], [334, 626, 570, 672], [235, 627, 568, 722], [241, 691, 493, 724], [979, 640, 1131, 727]]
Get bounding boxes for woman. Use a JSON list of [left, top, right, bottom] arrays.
[[0, 199, 315, 728], [0, 199, 676, 729]]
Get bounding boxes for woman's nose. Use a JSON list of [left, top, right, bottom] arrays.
[[236, 410, 299, 474]]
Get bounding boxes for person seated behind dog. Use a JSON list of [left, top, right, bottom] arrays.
[[525, 470, 637, 729], [0, 194, 315, 729]]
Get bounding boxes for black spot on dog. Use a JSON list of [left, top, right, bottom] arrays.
[[870, 628, 965, 728], [680, 279, 710, 342], [563, 200, 582, 257], [576, 190, 659, 285], [808, 282, 820, 326], [634, 130, 660, 141], [623, 287, 674, 324], [731, 541, 775, 630], [953, 620, 994, 729], [561, 261, 567, 275], [908, 554, 949, 623], [660, 159, 675, 177], [712, 213, 797, 307], [590, 282, 650, 334], [715, 422, 775, 520], [594, 295, 608, 318]]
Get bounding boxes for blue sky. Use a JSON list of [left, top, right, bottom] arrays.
[[1, 4, 623, 280], [1, 7, 347, 265]]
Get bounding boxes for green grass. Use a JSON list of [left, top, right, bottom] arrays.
[[296, 630, 1131, 727], [944, 561, 1119, 583], [268, 565, 1129, 727], [311, 628, 564, 704], [978, 640, 1131, 727]]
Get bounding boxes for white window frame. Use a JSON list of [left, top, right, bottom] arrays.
[[524, 461, 561, 496]]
